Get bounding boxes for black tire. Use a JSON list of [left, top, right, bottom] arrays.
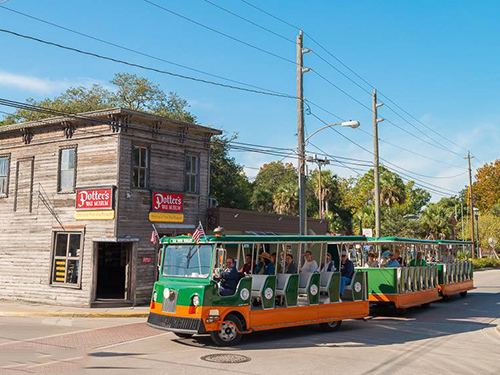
[[421, 302, 431, 308], [442, 295, 450, 302], [460, 291, 468, 298], [173, 332, 193, 339], [320, 320, 342, 332], [210, 314, 243, 347]]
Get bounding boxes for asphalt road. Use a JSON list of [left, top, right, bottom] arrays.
[[0, 270, 498, 374]]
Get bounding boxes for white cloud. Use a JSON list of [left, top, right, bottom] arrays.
[[0, 71, 108, 94]]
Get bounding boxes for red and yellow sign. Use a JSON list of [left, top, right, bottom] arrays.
[[151, 192, 183, 212], [75, 210, 115, 221], [149, 212, 184, 223], [76, 188, 114, 210]]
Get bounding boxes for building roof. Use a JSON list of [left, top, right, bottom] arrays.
[[0, 107, 222, 135]]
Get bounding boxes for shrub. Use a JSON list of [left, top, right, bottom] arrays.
[[471, 258, 500, 269]]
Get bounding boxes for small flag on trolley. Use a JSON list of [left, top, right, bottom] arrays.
[[192, 221, 206, 244], [150, 224, 160, 244]]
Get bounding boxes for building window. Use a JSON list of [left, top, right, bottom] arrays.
[[0, 155, 9, 196], [133, 146, 149, 189], [51, 232, 82, 286], [185, 154, 199, 194], [58, 147, 76, 192]]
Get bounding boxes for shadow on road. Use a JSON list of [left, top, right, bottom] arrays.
[[173, 291, 499, 351]]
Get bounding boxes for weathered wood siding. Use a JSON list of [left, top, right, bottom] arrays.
[[0, 123, 119, 307], [116, 118, 211, 304]]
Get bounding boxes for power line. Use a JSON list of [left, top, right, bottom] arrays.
[[0, 28, 297, 100], [201, 0, 295, 44], [307, 110, 459, 194], [305, 100, 467, 170], [142, 0, 295, 65], [239, 0, 470, 158], [0, 4, 293, 97], [356, 127, 466, 171]]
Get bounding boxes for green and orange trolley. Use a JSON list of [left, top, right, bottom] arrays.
[[147, 235, 369, 346]]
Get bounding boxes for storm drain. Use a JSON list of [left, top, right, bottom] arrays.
[[201, 354, 251, 364]]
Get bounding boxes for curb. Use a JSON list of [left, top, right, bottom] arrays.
[[497, 325, 500, 335], [0, 311, 149, 318]]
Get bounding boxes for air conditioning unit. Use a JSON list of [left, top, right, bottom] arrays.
[[208, 198, 218, 208]]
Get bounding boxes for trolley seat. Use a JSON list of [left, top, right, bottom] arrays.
[[276, 273, 299, 307], [251, 274, 276, 310]]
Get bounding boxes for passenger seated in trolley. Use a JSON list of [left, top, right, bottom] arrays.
[[441, 250, 455, 263], [254, 252, 275, 275], [284, 253, 297, 274], [409, 251, 427, 266], [239, 254, 252, 275], [218, 257, 240, 296], [340, 251, 354, 295], [383, 252, 401, 268], [394, 249, 405, 266], [301, 250, 319, 273], [365, 252, 379, 268], [321, 253, 336, 272]]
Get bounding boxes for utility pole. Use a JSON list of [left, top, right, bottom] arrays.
[[297, 30, 311, 235], [467, 151, 476, 258], [372, 89, 384, 237]]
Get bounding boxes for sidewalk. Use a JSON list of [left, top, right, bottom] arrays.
[[0, 299, 150, 318]]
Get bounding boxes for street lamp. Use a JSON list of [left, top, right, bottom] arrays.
[[300, 120, 360, 229], [305, 121, 360, 143]]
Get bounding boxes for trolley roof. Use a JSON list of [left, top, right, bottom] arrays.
[[369, 236, 438, 244], [161, 235, 370, 244], [437, 239, 473, 245]]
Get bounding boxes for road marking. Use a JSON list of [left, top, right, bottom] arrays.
[[95, 332, 171, 350]]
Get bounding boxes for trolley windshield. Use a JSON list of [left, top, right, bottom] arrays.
[[162, 244, 213, 278]]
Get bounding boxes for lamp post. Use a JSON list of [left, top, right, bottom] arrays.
[[302, 120, 360, 226], [474, 208, 480, 257]]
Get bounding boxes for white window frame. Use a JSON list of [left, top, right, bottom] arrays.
[[58, 146, 77, 193], [50, 231, 84, 288], [185, 154, 199, 194], [132, 146, 150, 189], [0, 154, 10, 197]]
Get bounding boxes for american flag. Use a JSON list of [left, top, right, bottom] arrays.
[[150, 224, 159, 244], [192, 221, 206, 244]]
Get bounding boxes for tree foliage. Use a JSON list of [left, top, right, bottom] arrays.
[[473, 159, 500, 212], [209, 135, 252, 210], [0, 73, 195, 125]]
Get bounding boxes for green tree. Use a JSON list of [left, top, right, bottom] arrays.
[[0, 73, 195, 125], [251, 162, 297, 213], [419, 203, 455, 239], [473, 159, 500, 212], [209, 135, 252, 209], [402, 181, 431, 215]]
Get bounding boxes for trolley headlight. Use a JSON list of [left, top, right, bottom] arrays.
[[163, 288, 171, 299], [153, 291, 158, 302], [192, 294, 200, 307]]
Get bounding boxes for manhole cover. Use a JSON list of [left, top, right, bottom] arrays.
[[201, 354, 251, 364]]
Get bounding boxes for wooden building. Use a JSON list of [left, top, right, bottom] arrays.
[[0, 108, 220, 307]]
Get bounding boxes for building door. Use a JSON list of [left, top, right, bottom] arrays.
[[96, 242, 131, 300]]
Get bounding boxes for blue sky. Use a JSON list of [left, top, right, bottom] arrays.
[[1, 0, 499, 201]]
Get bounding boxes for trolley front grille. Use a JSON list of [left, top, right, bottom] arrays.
[[148, 312, 201, 332]]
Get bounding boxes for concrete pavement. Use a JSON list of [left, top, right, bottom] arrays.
[[0, 269, 498, 374], [0, 300, 149, 318]]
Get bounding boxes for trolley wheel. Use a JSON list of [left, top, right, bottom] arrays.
[[460, 291, 468, 298], [421, 302, 431, 308], [320, 320, 342, 332], [442, 295, 450, 302], [210, 314, 243, 347], [173, 332, 194, 339]]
